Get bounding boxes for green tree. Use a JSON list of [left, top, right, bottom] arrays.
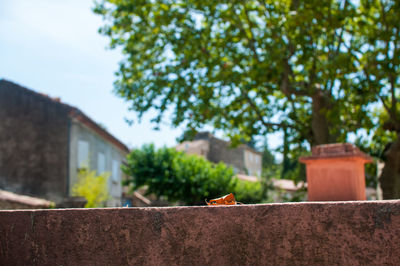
[[353, 0, 400, 198], [176, 128, 198, 143], [72, 169, 110, 208], [94, 0, 370, 149], [259, 138, 280, 180], [96, 0, 400, 194], [261, 140, 275, 169], [122, 144, 239, 205]]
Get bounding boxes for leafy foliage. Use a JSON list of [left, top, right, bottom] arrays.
[[354, 107, 398, 188], [234, 179, 265, 204], [72, 169, 110, 208], [94, 0, 369, 147], [176, 128, 198, 143], [122, 144, 268, 204], [352, 0, 400, 198], [122, 144, 238, 205], [94, 0, 400, 197]]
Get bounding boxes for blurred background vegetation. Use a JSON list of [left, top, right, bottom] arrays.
[[122, 144, 307, 205], [72, 168, 110, 208], [94, 0, 400, 201]]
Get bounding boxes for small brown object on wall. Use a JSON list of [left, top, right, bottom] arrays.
[[206, 193, 237, 205], [300, 143, 372, 201]]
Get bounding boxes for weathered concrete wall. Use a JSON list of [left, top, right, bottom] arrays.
[[1, 201, 399, 265], [0, 80, 70, 204]]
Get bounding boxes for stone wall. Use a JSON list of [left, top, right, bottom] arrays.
[[193, 132, 262, 175], [0, 80, 70, 204], [175, 139, 210, 158], [1, 200, 399, 265], [193, 132, 247, 172], [208, 137, 246, 173]]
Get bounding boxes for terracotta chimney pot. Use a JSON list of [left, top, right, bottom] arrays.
[[300, 143, 372, 201]]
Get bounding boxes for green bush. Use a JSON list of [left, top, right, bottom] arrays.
[[234, 179, 264, 204], [122, 144, 238, 205], [72, 168, 110, 208]]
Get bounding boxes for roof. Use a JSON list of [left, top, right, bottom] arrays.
[[237, 174, 259, 182], [69, 109, 129, 153], [271, 179, 307, 191], [0, 79, 129, 153], [0, 189, 54, 208], [235, 176, 307, 192]]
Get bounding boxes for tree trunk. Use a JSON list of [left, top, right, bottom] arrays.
[[311, 90, 336, 145], [282, 128, 290, 179], [379, 137, 400, 199]]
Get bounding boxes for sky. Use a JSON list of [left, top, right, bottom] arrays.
[[0, 0, 283, 153], [0, 0, 186, 149]]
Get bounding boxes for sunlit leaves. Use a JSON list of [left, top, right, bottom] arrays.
[[94, 0, 394, 149], [121, 144, 237, 205], [72, 169, 110, 208]]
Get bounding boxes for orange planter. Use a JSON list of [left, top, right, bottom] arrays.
[[300, 143, 372, 201]]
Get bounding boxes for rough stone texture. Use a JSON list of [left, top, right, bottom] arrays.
[[0, 80, 70, 204], [1, 201, 400, 265]]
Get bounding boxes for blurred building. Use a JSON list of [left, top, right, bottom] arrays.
[[0, 80, 129, 207], [176, 132, 262, 177]]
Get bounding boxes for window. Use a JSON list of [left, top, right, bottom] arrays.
[[233, 167, 239, 174], [97, 152, 106, 174], [77, 140, 89, 168], [112, 160, 120, 183]]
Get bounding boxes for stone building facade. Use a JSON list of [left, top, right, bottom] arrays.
[[176, 132, 262, 177], [0, 80, 129, 207]]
